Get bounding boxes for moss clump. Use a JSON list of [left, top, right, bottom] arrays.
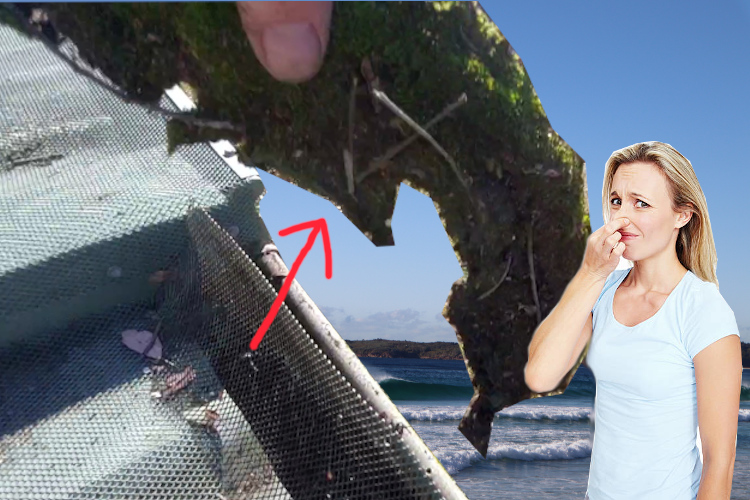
[[10, 2, 592, 456]]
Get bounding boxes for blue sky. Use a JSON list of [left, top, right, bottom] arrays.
[[255, 0, 750, 343]]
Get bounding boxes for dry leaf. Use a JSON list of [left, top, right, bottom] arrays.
[[121, 329, 162, 359], [162, 366, 196, 398]]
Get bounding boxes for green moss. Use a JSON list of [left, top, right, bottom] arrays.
[[17, 1, 593, 456]]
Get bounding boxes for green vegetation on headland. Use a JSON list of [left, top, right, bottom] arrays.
[[346, 339, 463, 360], [348, 339, 750, 367]]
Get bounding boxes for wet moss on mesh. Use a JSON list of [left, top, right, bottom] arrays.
[[4, 1, 592, 456]]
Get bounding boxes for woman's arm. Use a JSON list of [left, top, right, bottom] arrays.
[[524, 218, 630, 393], [695, 334, 742, 500], [524, 272, 602, 393]]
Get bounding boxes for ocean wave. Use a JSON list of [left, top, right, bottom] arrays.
[[398, 405, 591, 422], [398, 408, 466, 421], [378, 376, 595, 402], [378, 372, 742, 411], [366, 367, 409, 383], [398, 403, 750, 423], [559, 385, 595, 398], [435, 438, 593, 475], [499, 405, 592, 421], [379, 379, 474, 401]]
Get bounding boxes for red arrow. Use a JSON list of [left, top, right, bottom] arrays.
[[250, 218, 332, 350]]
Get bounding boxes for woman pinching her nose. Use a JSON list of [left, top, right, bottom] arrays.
[[586, 216, 631, 279], [525, 141, 742, 500]]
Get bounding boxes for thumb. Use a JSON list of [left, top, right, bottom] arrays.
[[236, 1, 333, 83]]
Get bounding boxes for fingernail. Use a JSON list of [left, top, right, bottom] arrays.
[[261, 23, 322, 82]]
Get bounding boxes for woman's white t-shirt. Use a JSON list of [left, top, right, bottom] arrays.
[[585, 268, 740, 499]]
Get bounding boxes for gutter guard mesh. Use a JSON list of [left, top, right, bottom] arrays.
[[0, 18, 468, 500]]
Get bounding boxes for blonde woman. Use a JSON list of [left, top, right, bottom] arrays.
[[524, 142, 742, 499]]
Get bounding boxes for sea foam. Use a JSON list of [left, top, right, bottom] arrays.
[[397, 404, 592, 422], [434, 438, 593, 475]]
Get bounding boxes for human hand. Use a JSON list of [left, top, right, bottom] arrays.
[[236, 1, 333, 83], [580, 218, 631, 280]]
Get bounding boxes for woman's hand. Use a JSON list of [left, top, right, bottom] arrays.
[[580, 218, 631, 280]]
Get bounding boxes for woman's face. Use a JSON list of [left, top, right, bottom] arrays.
[[608, 161, 689, 262]]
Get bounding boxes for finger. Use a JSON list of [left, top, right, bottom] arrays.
[[593, 217, 629, 246], [604, 217, 630, 234], [591, 216, 627, 239], [236, 1, 333, 83], [611, 241, 626, 257], [603, 231, 622, 250]]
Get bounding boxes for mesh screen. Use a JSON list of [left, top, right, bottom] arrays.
[[0, 20, 465, 500]]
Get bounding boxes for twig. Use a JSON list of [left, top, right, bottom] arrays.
[[348, 76, 357, 162], [166, 114, 245, 132], [527, 217, 542, 324], [356, 93, 468, 183], [370, 89, 471, 196], [459, 26, 479, 54], [7, 154, 65, 169], [478, 254, 513, 300], [153, 319, 163, 338], [343, 150, 354, 195], [3, 5, 243, 133], [344, 75, 358, 195]]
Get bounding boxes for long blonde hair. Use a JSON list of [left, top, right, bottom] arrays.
[[601, 141, 718, 287]]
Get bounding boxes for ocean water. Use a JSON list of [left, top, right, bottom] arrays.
[[358, 358, 750, 500]]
